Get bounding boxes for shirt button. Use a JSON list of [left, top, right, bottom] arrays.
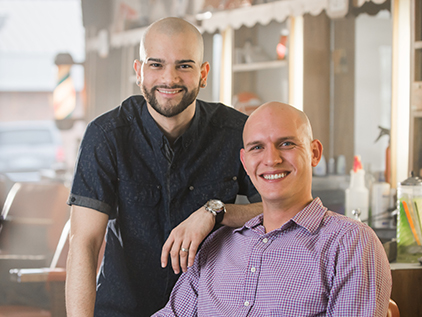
[[232, 176, 237, 181], [262, 238, 268, 243], [250, 267, 256, 273], [244, 301, 250, 307], [189, 186, 194, 191], [71, 197, 76, 202]]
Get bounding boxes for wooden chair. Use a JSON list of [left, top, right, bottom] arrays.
[[387, 298, 400, 317]]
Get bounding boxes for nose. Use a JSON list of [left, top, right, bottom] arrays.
[[161, 66, 180, 86], [264, 144, 283, 166]]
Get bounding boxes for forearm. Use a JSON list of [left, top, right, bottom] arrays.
[[65, 206, 107, 317], [222, 202, 262, 228], [65, 239, 99, 317]]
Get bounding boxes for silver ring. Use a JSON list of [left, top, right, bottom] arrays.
[[180, 247, 189, 252]]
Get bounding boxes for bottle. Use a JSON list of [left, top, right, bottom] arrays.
[[371, 182, 391, 228], [345, 155, 369, 222], [276, 29, 288, 60]]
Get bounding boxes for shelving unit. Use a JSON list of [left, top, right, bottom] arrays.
[[228, 20, 290, 112], [232, 60, 287, 72]]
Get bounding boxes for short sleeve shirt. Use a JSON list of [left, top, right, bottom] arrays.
[[67, 95, 260, 316]]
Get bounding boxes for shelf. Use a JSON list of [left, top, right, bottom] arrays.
[[415, 41, 422, 50], [232, 59, 287, 72], [412, 110, 422, 117]]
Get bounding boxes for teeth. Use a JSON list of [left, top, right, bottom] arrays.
[[263, 173, 286, 180], [158, 89, 180, 94]]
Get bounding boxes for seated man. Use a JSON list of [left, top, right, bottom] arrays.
[[153, 102, 392, 317]]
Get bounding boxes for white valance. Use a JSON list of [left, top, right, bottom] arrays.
[[201, 0, 328, 33], [200, 0, 389, 33], [353, 0, 388, 7]]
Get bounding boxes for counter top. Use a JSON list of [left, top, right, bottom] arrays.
[[390, 262, 422, 270]]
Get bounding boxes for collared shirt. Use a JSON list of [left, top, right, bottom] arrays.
[[67, 95, 260, 317], [154, 198, 392, 317]]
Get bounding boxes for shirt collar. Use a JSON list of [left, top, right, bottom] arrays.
[[234, 198, 327, 234], [290, 198, 327, 234], [140, 98, 200, 150]]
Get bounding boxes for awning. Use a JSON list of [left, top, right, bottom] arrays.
[[200, 0, 389, 33], [353, 0, 388, 7], [201, 0, 326, 33]]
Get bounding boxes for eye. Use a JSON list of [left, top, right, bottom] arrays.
[[149, 63, 162, 68], [178, 64, 193, 69], [249, 145, 262, 151], [280, 141, 296, 150]]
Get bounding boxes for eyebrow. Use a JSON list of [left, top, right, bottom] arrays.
[[244, 136, 298, 148], [245, 140, 263, 148], [146, 58, 196, 64]]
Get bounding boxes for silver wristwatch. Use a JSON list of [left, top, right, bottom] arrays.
[[205, 199, 226, 224]]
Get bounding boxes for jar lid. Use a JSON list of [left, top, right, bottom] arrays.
[[400, 172, 422, 186]]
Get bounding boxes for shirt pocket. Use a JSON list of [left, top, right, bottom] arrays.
[[118, 180, 161, 208], [189, 176, 240, 204]]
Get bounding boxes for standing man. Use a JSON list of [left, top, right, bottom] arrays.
[[65, 17, 261, 317], [153, 102, 392, 317]]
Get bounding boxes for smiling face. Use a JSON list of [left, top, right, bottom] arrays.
[[240, 102, 323, 211], [134, 18, 209, 118]]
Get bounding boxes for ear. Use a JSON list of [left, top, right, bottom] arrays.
[[310, 139, 323, 167], [200, 62, 210, 87], [133, 59, 142, 78], [240, 148, 249, 175]]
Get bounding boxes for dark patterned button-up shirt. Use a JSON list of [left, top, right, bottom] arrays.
[[67, 95, 260, 317]]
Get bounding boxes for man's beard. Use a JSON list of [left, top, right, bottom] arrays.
[[142, 81, 201, 118]]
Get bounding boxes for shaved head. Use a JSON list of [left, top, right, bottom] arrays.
[[244, 102, 314, 145], [140, 17, 204, 63]]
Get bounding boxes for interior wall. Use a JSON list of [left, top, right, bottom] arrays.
[[355, 12, 392, 178], [84, 47, 125, 121]]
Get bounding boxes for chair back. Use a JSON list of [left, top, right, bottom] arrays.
[[387, 299, 400, 317], [0, 181, 70, 262]]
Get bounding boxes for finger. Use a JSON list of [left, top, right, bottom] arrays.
[[187, 242, 199, 268], [179, 243, 191, 273], [161, 236, 175, 268], [170, 240, 183, 274]]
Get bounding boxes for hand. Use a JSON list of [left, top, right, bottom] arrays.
[[161, 206, 215, 274]]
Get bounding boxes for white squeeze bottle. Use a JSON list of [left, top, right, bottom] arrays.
[[345, 155, 369, 222]]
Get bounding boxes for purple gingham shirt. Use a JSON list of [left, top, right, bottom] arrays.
[[153, 198, 392, 317]]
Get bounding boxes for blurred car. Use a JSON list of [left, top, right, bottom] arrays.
[[0, 121, 66, 178]]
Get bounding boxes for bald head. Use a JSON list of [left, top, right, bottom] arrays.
[[244, 102, 314, 145], [240, 101, 323, 217], [140, 17, 204, 63]]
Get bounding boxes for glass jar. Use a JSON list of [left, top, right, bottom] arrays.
[[396, 173, 422, 263]]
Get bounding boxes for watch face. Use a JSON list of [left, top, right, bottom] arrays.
[[208, 199, 224, 211]]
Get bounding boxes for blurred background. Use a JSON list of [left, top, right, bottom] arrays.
[[0, 0, 421, 316]]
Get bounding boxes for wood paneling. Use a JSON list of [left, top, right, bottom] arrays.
[[332, 16, 356, 172], [391, 266, 422, 317], [303, 12, 331, 155]]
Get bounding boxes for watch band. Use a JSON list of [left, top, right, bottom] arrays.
[[205, 199, 226, 225]]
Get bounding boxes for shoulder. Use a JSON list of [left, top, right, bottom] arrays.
[[196, 99, 248, 131], [322, 211, 381, 246], [89, 95, 145, 133]]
